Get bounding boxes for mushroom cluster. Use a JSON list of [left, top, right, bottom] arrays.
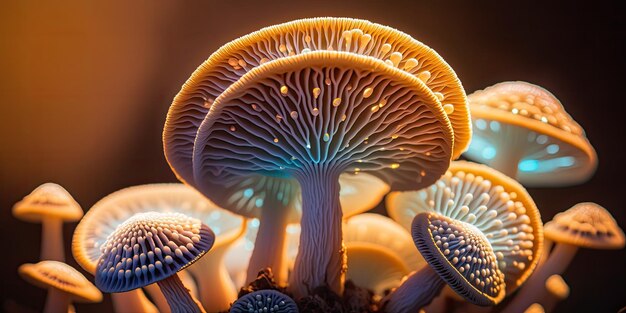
[[11, 17, 623, 313]]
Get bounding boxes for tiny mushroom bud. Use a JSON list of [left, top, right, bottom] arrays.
[[13, 183, 83, 261], [95, 212, 214, 313], [19, 261, 102, 313], [463, 81, 597, 186], [230, 290, 297, 313]]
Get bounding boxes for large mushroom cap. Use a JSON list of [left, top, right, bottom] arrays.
[[464, 81, 597, 186], [193, 51, 453, 197], [164, 17, 469, 186], [230, 290, 298, 313], [412, 212, 506, 306], [19, 261, 103, 303], [13, 183, 83, 223], [387, 161, 543, 294], [544, 202, 625, 249], [73, 183, 245, 274], [95, 212, 215, 293]]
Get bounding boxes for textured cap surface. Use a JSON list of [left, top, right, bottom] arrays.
[[387, 161, 543, 294], [230, 289, 298, 313], [465, 81, 597, 186], [544, 202, 625, 249], [95, 212, 215, 292], [412, 212, 505, 306]]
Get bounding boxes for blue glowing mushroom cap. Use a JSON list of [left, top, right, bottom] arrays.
[[412, 212, 506, 306], [230, 289, 298, 313], [464, 81, 597, 187], [95, 212, 215, 293], [164, 18, 469, 189]]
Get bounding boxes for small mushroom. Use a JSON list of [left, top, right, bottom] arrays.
[[191, 51, 456, 297], [72, 184, 245, 312], [13, 183, 83, 261], [382, 212, 506, 312], [229, 290, 297, 313], [541, 274, 569, 313], [19, 260, 102, 313], [95, 212, 214, 313], [503, 202, 624, 313], [386, 161, 543, 295], [463, 81, 597, 186], [524, 303, 545, 313], [343, 213, 425, 295]]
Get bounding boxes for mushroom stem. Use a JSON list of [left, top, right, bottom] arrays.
[[44, 288, 70, 313], [488, 124, 529, 178], [502, 244, 578, 313], [111, 290, 159, 313], [41, 217, 64, 261], [156, 274, 205, 313], [290, 169, 345, 298], [382, 266, 445, 313], [186, 244, 237, 311], [246, 202, 290, 284]]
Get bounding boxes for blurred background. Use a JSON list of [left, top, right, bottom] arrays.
[[1, 1, 624, 312]]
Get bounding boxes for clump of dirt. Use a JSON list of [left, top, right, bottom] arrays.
[[230, 268, 381, 312]]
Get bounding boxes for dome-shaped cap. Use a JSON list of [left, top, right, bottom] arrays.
[[344, 213, 423, 270], [13, 183, 83, 222], [412, 212, 506, 306], [464, 81, 597, 186], [387, 161, 543, 294], [73, 184, 245, 274], [193, 51, 453, 196], [344, 213, 424, 294], [164, 17, 469, 187], [230, 289, 298, 313], [544, 202, 625, 249], [95, 212, 215, 293], [19, 261, 102, 303]]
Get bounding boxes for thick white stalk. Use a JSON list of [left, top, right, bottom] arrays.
[[41, 217, 64, 261], [289, 167, 345, 298], [186, 244, 237, 312], [156, 274, 205, 313], [43, 288, 70, 313], [382, 266, 445, 313]]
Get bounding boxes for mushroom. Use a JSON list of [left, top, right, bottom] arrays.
[[382, 212, 506, 312], [13, 183, 83, 261], [503, 202, 624, 313], [386, 161, 543, 296], [19, 260, 102, 313], [229, 290, 298, 313], [541, 274, 569, 313], [343, 213, 425, 295], [95, 212, 213, 313], [191, 51, 457, 297], [72, 184, 246, 312], [463, 81, 597, 186], [217, 171, 389, 288], [163, 17, 469, 190], [524, 303, 545, 313]]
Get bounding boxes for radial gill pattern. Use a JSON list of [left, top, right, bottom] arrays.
[[193, 51, 453, 193], [388, 161, 542, 293], [95, 212, 215, 293], [19, 261, 102, 302], [413, 213, 505, 305], [230, 290, 298, 313], [164, 17, 469, 188]]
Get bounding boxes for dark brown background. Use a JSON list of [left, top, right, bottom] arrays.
[[1, 1, 624, 312]]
